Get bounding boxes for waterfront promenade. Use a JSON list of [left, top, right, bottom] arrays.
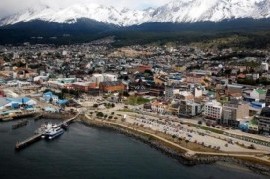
[[83, 113, 270, 167]]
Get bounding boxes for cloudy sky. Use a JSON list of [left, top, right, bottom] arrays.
[[0, 0, 170, 18]]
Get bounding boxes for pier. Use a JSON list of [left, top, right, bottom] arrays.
[[15, 134, 42, 150], [15, 112, 80, 150]]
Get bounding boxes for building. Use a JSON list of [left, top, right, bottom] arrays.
[[47, 78, 76, 89], [179, 100, 201, 117], [225, 84, 243, 96], [250, 89, 267, 101], [89, 74, 117, 86], [72, 82, 97, 92], [151, 101, 167, 114], [256, 107, 270, 134], [265, 89, 270, 106], [261, 62, 269, 71], [204, 100, 223, 121], [186, 71, 207, 84], [99, 81, 125, 93], [222, 101, 249, 127], [165, 85, 174, 99], [42, 92, 59, 103]]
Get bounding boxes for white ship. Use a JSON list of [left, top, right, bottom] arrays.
[[41, 123, 64, 140]]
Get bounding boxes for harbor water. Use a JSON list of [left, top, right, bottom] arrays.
[[0, 119, 268, 179]]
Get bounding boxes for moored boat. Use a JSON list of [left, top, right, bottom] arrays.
[[41, 123, 64, 140]]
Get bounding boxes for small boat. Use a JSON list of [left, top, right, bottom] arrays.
[[41, 123, 64, 140], [61, 123, 68, 130]]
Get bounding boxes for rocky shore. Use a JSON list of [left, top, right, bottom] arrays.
[[40, 112, 77, 120], [80, 117, 270, 176]]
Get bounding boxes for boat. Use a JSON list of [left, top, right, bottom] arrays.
[[61, 123, 68, 130], [41, 123, 65, 140]]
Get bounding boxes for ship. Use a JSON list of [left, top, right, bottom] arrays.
[[41, 123, 64, 140]]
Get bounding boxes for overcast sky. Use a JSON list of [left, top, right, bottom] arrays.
[[0, 0, 170, 18]]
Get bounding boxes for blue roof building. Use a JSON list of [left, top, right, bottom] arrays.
[[43, 91, 59, 103]]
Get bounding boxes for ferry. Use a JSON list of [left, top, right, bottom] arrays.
[[41, 123, 64, 140]]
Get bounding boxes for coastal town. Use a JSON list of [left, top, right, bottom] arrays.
[[0, 37, 270, 173]]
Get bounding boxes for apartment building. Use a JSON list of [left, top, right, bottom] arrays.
[[222, 101, 249, 127], [204, 100, 222, 121]]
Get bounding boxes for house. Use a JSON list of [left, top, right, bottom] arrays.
[[250, 89, 267, 101], [43, 92, 59, 103], [99, 81, 125, 93]]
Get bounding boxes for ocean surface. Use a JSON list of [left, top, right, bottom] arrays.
[[0, 119, 267, 179]]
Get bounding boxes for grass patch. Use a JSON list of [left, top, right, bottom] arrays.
[[198, 126, 224, 134], [118, 109, 134, 113], [125, 96, 151, 105]]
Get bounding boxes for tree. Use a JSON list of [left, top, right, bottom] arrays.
[[97, 112, 104, 117], [185, 140, 189, 147]]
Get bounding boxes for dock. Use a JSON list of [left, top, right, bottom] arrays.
[[15, 112, 80, 151], [15, 133, 42, 150]]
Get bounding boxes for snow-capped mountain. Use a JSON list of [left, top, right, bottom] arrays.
[[1, 0, 270, 26], [151, 0, 270, 23]]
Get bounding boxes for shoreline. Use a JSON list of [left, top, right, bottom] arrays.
[[80, 115, 270, 176]]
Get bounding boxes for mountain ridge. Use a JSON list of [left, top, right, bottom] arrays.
[[1, 0, 270, 26]]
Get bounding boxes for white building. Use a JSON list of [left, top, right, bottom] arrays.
[[103, 74, 117, 82], [261, 62, 269, 71], [250, 89, 267, 101], [89, 74, 117, 85], [194, 87, 203, 98], [204, 100, 223, 120], [151, 102, 167, 114]]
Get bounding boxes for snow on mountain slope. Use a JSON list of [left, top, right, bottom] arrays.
[[152, 0, 270, 23], [1, 0, 270, 26]]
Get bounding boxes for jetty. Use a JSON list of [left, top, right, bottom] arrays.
[[15, 112, 80, 150], [12, 120, 28, 129]]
